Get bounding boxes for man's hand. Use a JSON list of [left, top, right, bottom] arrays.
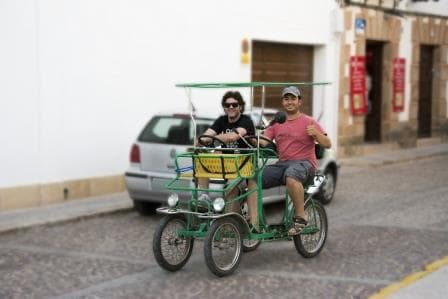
[[306, 120, 318, 139], [307, 120, 332, 149]]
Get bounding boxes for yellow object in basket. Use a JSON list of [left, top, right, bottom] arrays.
[[194, 153, 254, 179]]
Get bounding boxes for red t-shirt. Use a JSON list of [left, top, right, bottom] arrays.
[[264, 113, 325, 169]]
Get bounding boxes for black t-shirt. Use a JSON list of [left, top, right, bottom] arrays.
[[210, 114, 255, 148]]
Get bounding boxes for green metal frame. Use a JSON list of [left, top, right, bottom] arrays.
[[163, 146, 320, 242], [175, 81, 331, 88]]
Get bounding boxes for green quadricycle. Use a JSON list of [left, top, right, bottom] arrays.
[[152, 82, 329, 276]]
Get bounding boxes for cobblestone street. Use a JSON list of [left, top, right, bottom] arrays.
[[1, 155, 447, 299]]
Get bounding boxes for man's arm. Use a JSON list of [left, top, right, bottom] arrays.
[[306, 121, 332, 149], [314, 131, 331, 149], [217, 127, 247, 143], [195, 128, 217, 146]]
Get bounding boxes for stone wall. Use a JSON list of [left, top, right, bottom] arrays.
[[338, 7, 448, 157], [0, 175, 125, 211]]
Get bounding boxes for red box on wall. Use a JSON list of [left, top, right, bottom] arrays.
[[349, 56, 368, 115], [393, 58, 405, 112]]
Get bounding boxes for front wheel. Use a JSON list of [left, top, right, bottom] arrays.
[[293, 200, 328, 258], [153, 214, 194, 272], [204, 217, 243, 277]]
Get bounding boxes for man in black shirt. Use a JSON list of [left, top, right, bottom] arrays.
[[197, 91, 255, 217], [201, 91, 255, 148]]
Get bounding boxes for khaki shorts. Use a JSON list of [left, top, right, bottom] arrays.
[[262, 160, 314, 189]]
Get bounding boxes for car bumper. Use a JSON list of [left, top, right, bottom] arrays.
[[125, 171, 226, 203], [125, 172, 182, 203]]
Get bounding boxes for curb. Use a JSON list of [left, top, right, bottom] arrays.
[[368, 256, 448, 299], [0, 196, 133, 234]]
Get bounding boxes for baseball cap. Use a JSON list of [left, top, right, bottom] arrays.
[[281, 86, 301, 98]]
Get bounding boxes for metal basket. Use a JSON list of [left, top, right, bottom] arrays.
[[193, 153, 254, 179]]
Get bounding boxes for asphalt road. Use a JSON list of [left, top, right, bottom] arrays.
[[1, 155, 447, 299]]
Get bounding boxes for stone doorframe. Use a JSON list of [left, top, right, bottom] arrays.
[[410, 17, 448, 140], [339, 8, 401, 156]]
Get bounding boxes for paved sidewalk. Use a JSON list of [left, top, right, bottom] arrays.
[[0, 192, 132, 234], [339, 142, 448, 167], [0, 142, 447, 298]]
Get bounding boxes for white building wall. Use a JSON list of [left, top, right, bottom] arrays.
[[405, 0, 448, 15], [0, 1, 41, 187], [0, 0, 339, 188]]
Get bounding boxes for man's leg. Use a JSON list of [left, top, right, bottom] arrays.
[[286, 176, 307, 236], [197, 177, 209, 191], [225, 186, 240, 212], [284, 160, 313, 236], [285, 177, 305, 219], [246, 179, 258, 227]]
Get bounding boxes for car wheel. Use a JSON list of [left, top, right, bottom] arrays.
[[133, 199, 160, 215], [315, 167, 336, 205]]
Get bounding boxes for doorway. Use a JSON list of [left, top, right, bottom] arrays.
[[364, 42, 384, 142], [418, 45, 434, 138]]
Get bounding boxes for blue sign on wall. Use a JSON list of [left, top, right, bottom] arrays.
[[355, 18, 366, 30], [355, 18, 366, 34]]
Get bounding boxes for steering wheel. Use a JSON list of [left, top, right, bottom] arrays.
[[197, 134, 227, 148], [244, 135, 277, 151]]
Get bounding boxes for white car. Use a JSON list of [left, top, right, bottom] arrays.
[[125, 110, 339, 215]]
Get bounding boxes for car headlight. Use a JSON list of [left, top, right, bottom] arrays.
[[212, 197, 225, 212], [167, 193, 179, 207]]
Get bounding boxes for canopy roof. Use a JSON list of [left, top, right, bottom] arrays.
[[175, 81, 331, 88]]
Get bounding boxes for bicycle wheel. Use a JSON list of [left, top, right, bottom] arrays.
[[293, 199, 327, 258], [153, 214, 194, 272], [243, 238, 261, 252], [204, 217, 242, 277]]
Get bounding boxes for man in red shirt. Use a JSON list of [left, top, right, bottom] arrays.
[[252, 86, 332, 235]]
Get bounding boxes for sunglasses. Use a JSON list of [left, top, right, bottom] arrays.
[[223, 102, 239, 108]]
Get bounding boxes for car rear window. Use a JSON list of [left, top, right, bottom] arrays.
[[138, 115, 213, 145]]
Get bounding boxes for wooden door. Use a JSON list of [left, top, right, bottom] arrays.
[[418, 45, 434, 138], [251, 41, 314, 114], [364, 42, 383, 142]]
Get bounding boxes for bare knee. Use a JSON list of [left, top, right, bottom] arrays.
[[286, 177, 301, 186]]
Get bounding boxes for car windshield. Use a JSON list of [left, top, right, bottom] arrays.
[[138, 115, 213, 145]]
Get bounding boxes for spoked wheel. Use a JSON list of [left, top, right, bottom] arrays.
[[204, 217, 242, 277], [293, 200, 328, 258], [240, 202, 261, 252], [153, 214, 194, 272], [243, 237, 261, 252]]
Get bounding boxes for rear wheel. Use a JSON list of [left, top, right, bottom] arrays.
[[293, 200, 327, 258], [204, 217, 242, 277], [153, 214, 194, 271]]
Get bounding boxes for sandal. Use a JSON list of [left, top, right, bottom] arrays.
[[287, 216, 308, 236]]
